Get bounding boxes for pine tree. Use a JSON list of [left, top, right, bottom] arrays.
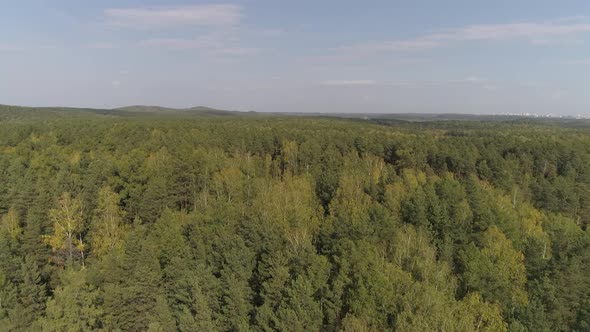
[[102, 228, 175, 331], [0, 230, 19, 327], [165, 257, 216, 332], [276, 274, 324, 331], [38, 269, 102, 331], [0, 269, 17, 328], [9, 255, 47, 330], [20, 202, 53, 278]]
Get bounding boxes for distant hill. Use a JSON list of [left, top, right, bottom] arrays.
[[115, 105, 216, 113], [0, 104, 112, 121], [0, 104, 259, 121], [115, 105, 180, 113], [1, 104, 589, 128], [113, 105, 258, 117]]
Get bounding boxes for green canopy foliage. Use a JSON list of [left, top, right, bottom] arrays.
[[1, 107, 590, 330]]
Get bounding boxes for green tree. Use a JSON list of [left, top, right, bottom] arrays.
[[39, 269, 102, 331], [0, 228, 19, 327], [165, 257, 216, 332], [102, 228, 175, 331], [9, 255, 47, 331], [462, 226, 528, 312]]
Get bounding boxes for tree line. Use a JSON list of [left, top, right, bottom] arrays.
[[1, 116, 590, 331]]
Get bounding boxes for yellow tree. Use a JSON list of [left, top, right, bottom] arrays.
[[455, 292, 508, 331], [44, 192, 84, 266], [282, 140, 299, 176], [1, 207, 21, 239], [462, 226, 528, 312], [90, 186, 125, 260]]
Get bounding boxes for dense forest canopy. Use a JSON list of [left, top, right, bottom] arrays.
[[1, 106, 590, 331]]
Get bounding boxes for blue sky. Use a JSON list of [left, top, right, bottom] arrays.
[[2, 0, 590, 114]]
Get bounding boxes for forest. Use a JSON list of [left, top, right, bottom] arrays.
[[1, 105, 590, 331]]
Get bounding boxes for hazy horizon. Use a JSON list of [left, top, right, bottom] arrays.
[[2, 1, 590, 114]]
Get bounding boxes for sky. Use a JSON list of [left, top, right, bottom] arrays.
[[2, 1, 590, 114]]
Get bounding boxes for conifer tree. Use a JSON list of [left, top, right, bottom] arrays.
[[9, 255, 47, 331], [38, 269, 102, 331]]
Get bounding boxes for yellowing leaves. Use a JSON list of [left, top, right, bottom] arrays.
[[68, 151, 81, 166], [1, 207, 21, 239], [43, 192, 85, 266], [213, 166, 244, 203], [463, 226, 529, 310], [252, 175, 322, 253], [90, 187, 126, 260], [455, 293, 507, 332]]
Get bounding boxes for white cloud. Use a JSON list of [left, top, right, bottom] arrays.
[[430, 22, 590, 42], [0, 44, 23, 51], [340, 39, 440, 53], [454, 76, 485, 83], [317, 78, 489, 88], [83, 42, 120, 49], [111, 80, 121, 87], [255, 28, 284, 37], [341, 19, 590, 53], [383, 77, 487, 88], [318, 77, 486, 88], [139, 38, 210, 49], [216, 47, 259, 55], [319, 80, 377, 86], [104, 4, 242, 29], [139, 36, 258, 56], [103, 5, 267, 56], [530, 37, 584, 46], [562, 58, 590, 65], [550, 91, 565, 100]]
